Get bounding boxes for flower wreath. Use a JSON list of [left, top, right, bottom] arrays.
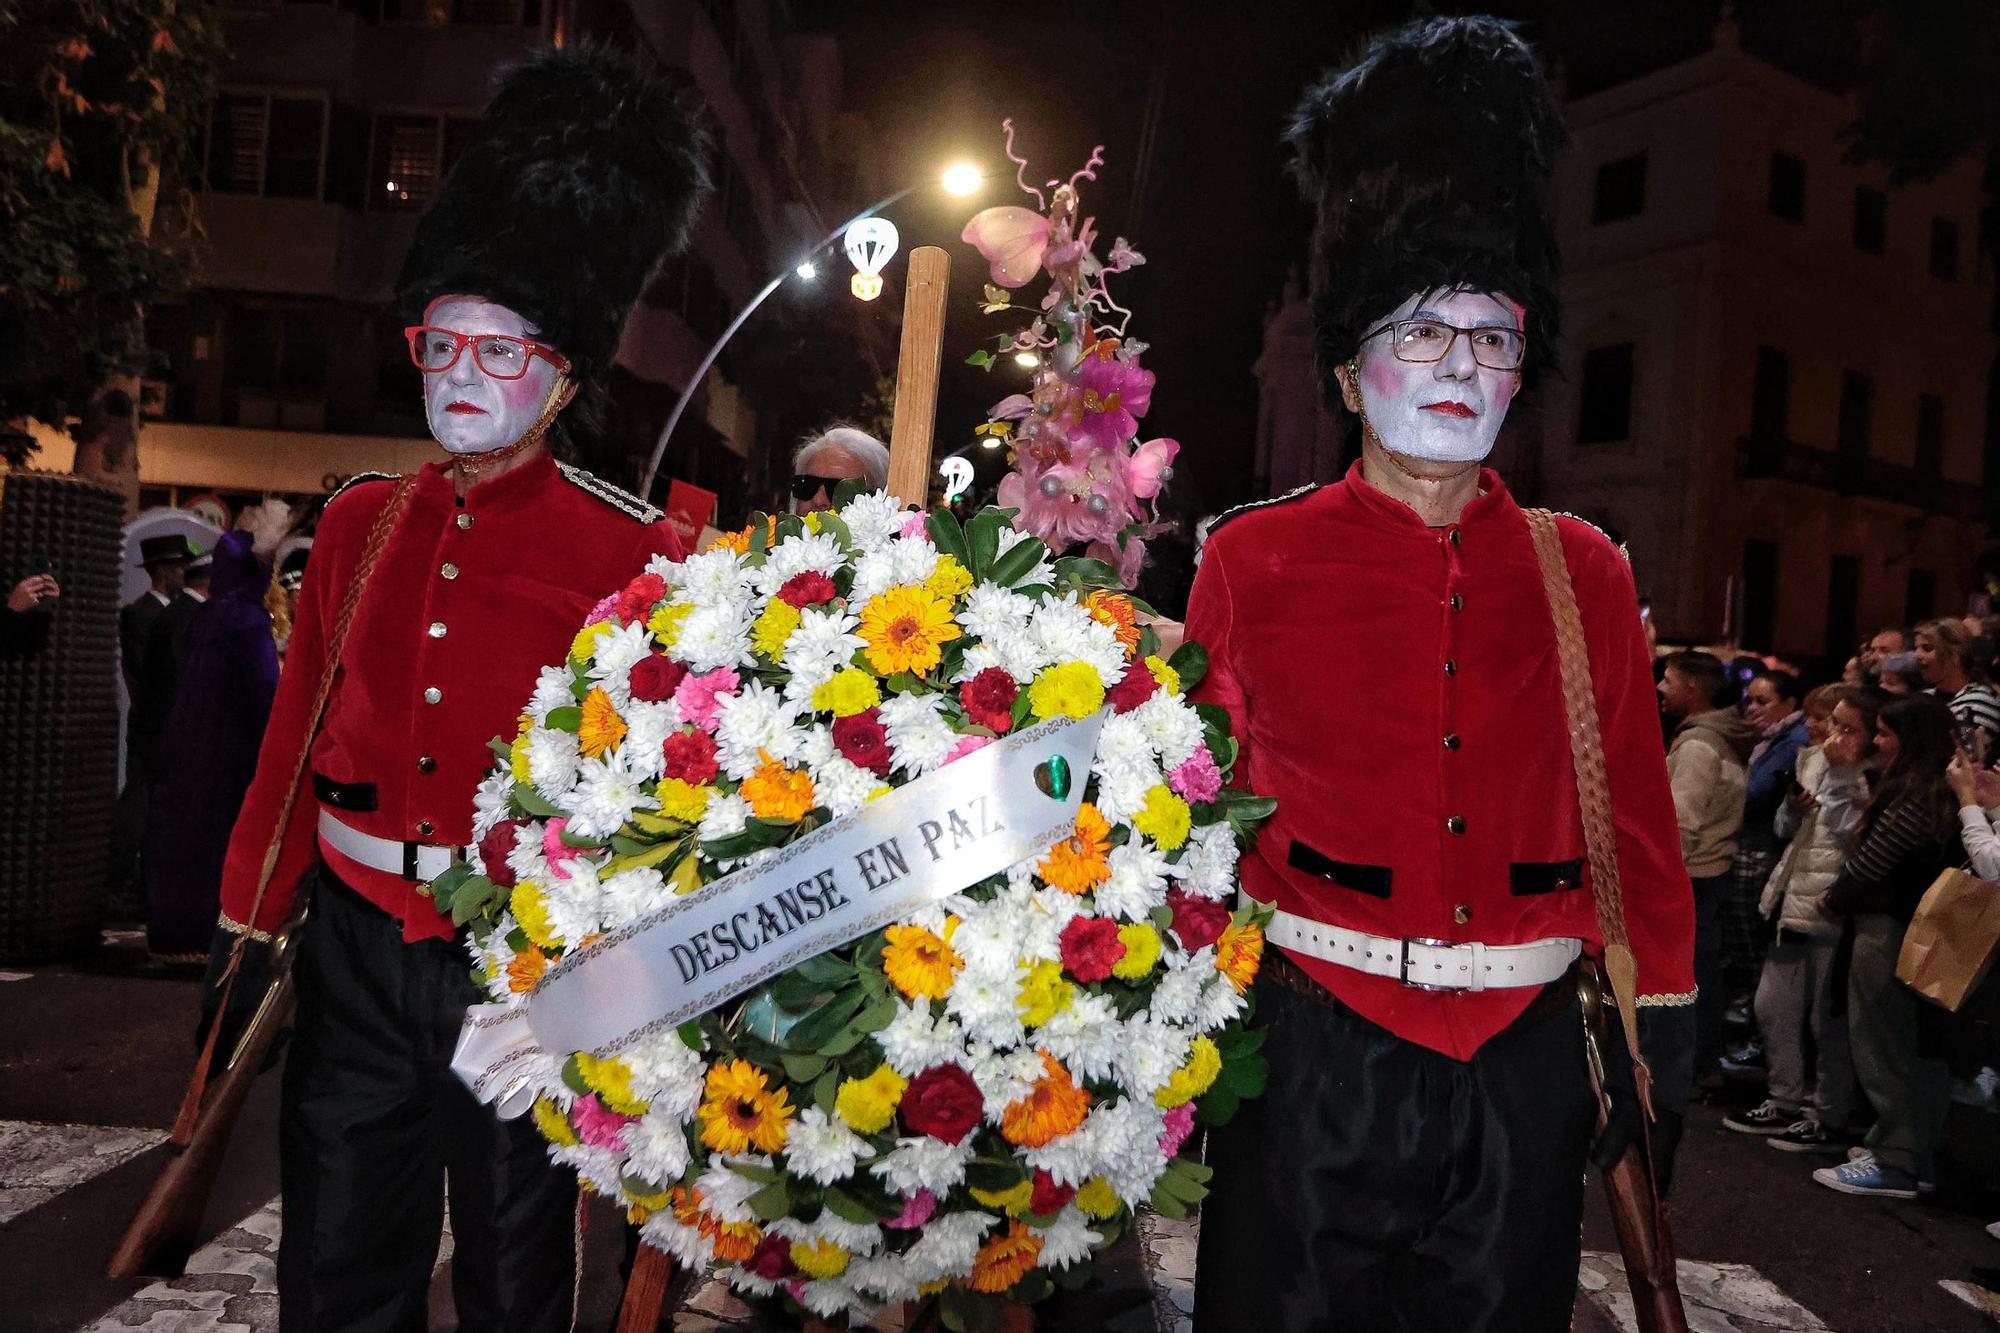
[[433, 493, 1273, 1328]]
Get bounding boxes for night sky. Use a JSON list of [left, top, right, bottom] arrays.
[[788, 0, 1872, 522]]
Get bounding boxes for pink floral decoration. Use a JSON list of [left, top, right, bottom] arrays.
[[1168, 749, 1222, 804], [585, 593, 619, 625], [1159, 1102, 1196, 1157], [943, 735, 995, 766], [899, 512, 931, 540], [674, 667, 741, 732], [884, 1189, 939, 1230], [571, 1094, 634, 1151], [542, 817, 577, 880], [1073, 346, 1154, 450]]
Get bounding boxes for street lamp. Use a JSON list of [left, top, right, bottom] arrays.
[[640, 163, 984, 499]]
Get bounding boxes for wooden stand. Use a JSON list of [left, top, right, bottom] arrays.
[[615, 246, 956, 1333]]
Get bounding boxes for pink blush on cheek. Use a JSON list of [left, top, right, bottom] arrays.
[[1360, 353, 1405, 398], [500, 374, 548, 412]]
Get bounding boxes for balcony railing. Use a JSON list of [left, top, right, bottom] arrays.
[[1736, 434, 1981, 519]]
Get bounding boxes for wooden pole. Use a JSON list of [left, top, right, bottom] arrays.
[[615, 1241, 674, 1333], [886, 246, 953, 507]]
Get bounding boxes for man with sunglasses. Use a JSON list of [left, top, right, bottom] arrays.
[[789, 425, 890, 514], [200, 49, 708, 1330], [1186, 19, 1695, 1331]]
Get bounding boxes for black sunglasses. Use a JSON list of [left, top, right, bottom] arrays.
[[790, 473, 845, 502]]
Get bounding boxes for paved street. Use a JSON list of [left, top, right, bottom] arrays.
[[9, 928, 2000, 1331]]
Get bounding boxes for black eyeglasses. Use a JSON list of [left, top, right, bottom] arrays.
[[790, 473, 845, 502], [1358, 318, 1527, 372]]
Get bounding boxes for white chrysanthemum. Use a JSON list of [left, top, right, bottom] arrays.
[[540, 859, 604, 945], [1093, 839, 1172, 922], [1035, 992, 1123, 1084], [643, 549, 684, 582], [1092, 762, 1154, 825], [503, 830, 550, 891], [812, 753, 881, 818], [597, 866, 664, 930], [561, 759, 655, 840], [943, 960, 1027, 1048], [698, 791, 751, 842], [639, 1211, 713, 1270], [589, 621, 655, 707], [799, 1281, 870, 1320], [899, 1209, 993, 1285], [528, 664, 578, 723], [876, 999, 966, 1078], [1090, 1098, 1171, 1205], [967, 1043, 1045, 1117], [693, 1156, 769, 1225], [623, 1112, 692, 1185], [623, 1031, 706, 1119], [1037, 1208, 1102, 1270], [617, 700, 677, 782], [847, 1253, 920, 1303], [1031, 594, 1126, 686], [1135, 692, 1206, 769], [871, 1135, 974, 1197], [947, 900, 1024, 977], [1193, 968, 1250, 1031], [1176, 822, 1241, 900], [470, 769, 514, 848], [965, 621, 1049, 684], [959, 583, 1037, 643], [469, 923, 515, 997], [672, 601, 754, 673], [769, 1211, 884, 1254], [750, 530, 847, 597], [676, 547, 751, 606], [849, 538, 941, 604], [1093, 709, 1156, 772], [994, 526, 1055, 585], [783, 605, 866, 675], [551, 1141, 624, 1197], [840, 490, 906, 551], [783, 1106, 870, 1186], [723, 1268, 782, 1300], [713, 680, 803, 778], [1148, 950, 1212, 1026], [1115, 1016, 1191, 1097], [877, 692, 955, 776], [525, 728, 582, 799]]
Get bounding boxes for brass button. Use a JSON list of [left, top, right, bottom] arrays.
[[1448, 529, 1461, 547], [417, 755, 436, 774], [416, 819, 435, 838], [428, 621, 447, 639], [424, 686, 442, 705], [1447, 815, 1466, 835], [441, 562, 459, 580], [1444, 659, 1457, 678], [1443, 733, 1460, 750], [1554, 878, 1571, 891], [1453, 904, 1472, 925], [1449, 594, 1464, 612], [456, 512, 474, 530]]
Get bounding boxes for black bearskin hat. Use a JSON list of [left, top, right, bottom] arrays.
[[1285, 16, 1565, 408], [396, 44, 710, 435]]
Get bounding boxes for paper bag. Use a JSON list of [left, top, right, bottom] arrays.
[[1897, 867, 2000, 1012]]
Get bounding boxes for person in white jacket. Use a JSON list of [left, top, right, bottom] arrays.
[[1726, 684, 1880, 1150], [1947, 752, 2000, 880]]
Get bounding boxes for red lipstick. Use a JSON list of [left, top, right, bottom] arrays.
[[1420, 401, 1476, 419], [446, 401, 486, 415]]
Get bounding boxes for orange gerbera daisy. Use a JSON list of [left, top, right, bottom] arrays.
[[883, 918, 962, 999], [506, 943, 548, 993], [577, 687, 628, 759], [1038, 802, 1112, 895], [1000, 1052, 1090, 1148], [740, 751, 816, 822], [968, 1219, 1045, 1293], [708, 515, 779, 555], [1083, 589, 1142, 655], [697, 1059, 794, 1154], [858, 585, 962, 676], [1216, 920, 1265, 994]]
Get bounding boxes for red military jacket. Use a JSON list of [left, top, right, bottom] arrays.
[[1185, 462, 1695, 1060], [219, 450, 679, 944]]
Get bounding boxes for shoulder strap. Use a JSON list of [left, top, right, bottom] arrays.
[[1523, 507, 1655, 1115]]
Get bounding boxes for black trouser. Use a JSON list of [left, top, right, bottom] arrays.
[[1194, 964, 1595, 1333], [279, 868, 576, 1333]]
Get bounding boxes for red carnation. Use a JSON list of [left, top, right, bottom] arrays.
[[1166, 887, 1230, 952], [901, 1064, 985, 1144], [661, 728, 720, 785], [1105, 662, 1158, 714], [746, 1233, 795, 1280], [476, 819, 522, 887], [628, 652, 689, 703], [1059, 915, 1127, 982], [615, 572, 667, 623], [960, 667, 1019, 733], [832, 708, 893, 776], [778, 571, 838, 609], [1030, 1169, 1077, 1216]]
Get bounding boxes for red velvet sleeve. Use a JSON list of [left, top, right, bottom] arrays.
[[1184, 539, 1253, 793]]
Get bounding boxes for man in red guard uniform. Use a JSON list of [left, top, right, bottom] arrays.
[[197, 48, 707, 1331], [1189, 18, 1695, 1332]]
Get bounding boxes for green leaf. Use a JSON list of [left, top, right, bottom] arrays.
[[965, 349, 996, 370], [783, 991, 866, 1053], [543, 705, 582, 733], [813, 508, 854, 550], [986, 533, 1049, 588], [1053, 556, 1123, 590], [511, 785, 564, 819], [746, 1178, 791, 1221], [832, 478, 868, 508], [812, 1067, 840, 1112], [599, 838, 686, 878], [927, 508, 972, 570], [823, 1184, 890, 1225], [488, 737, 512, 766], [428, 860, 475, 906], [561, 1055, 590, 1097], [964, 508, 1015, 579], [781, 1052, 830, 1084], [796, 952, 855, 987], [1168, 642, 1209, 693], [725, 1157, 786, 1184], [964, 1157, 1030, 1193], [1008, 1270, 1054, 1304], [676, 1019, 705, 1051]]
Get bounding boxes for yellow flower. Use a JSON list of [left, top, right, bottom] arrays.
[[740, 751, 816, 822], [570, 619, 615, 662], [655, 777, 712, 824], [506, 944, 548, 994], [1133, 784, 1191, 850], [511, 882, 561, 950], [647, 601, 693, 649], [1000, 1053, 1090, 1148], [1083, 589, 1141, 654], [750, 598, 802, 659], [1217, 920, 1265, 994], [802, 510, 826, 534], [969, 1219, 1045, 1293], [1038, 803, 1112, 895], [883, 918, 961, 999], [532, 1096, 580, 1147], [1016, 959, 1074, 1028], [925, 554, 974, 600], [970, 1178, 1035, 1216], [1112, 923, 1162, 980], [834, 1064, 908, 1133], [1028, 661, 1106, 720], [576, 1052, 649, 1115], [510, 733, 532, 782], [791, 1238, 852, 1279], [858, 584, 962, 676], [1145, 654, 1181, 694], [578, 687, 628, 759], [711, 1218, 762, 1263], [1074, 1177, 1121, 1219], [697, 1059, 793, 1154], [811, 668, 881, 717], [1156, 1034, 1222, 1108]]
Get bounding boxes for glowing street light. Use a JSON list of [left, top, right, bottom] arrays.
[[941, 162, 983, 197], [1013, 351, 1040, 368], [795, 261, 817, 280]]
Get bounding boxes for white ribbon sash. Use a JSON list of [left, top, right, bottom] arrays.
[[453, 710, 1105, 1117]]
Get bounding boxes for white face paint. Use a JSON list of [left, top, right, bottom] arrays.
[[1351, 288, 1524, 464], [419, 297, 565, 455]]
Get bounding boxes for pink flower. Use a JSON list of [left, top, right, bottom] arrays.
[[962, 205, 1052, 288], [943, 734, 995, 766], [884, 1190, 938, 1230], [1074, 345, 1153, 449], [542, 817, 578, 881], [900, 512, 930, 540], [674, 667, 741, 732], [1169, 749, 1222, 803], [1160, 1103, 1196, 1157], [585, 593, 618, 625], [571, 1094, 633, 1151], [1123, 437, 1179, 500]]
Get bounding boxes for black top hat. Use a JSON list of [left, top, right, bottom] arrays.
[[138, 535, 198, 568]]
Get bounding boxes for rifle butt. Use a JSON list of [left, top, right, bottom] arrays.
[[1601, 1145, 1689, 1333]]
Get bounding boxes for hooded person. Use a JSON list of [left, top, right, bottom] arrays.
[[1185, 18, 1694, 1332], [197, 45, 707, 1329]]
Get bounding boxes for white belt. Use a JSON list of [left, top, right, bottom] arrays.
[[318, 808, 464, 882], [1262, 904, 1581, 992]]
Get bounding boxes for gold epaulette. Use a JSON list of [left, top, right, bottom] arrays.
[[556, 462, 662, 523], [325, 470, 401, 507], [1205, 482, 1323, 540], [1542, 509, 1632, 565]]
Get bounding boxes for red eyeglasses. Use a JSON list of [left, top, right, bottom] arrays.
[[404, 326, 571, 380]]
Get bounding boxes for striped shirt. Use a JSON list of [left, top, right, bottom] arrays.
[[1950, 682, 2000, 761], [1824, 795, 1955, 920]]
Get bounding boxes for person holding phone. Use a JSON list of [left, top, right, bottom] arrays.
[[2, 568, 59, 659]]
